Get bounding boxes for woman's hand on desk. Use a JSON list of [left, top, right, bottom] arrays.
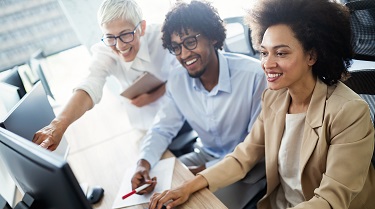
[[148, 175, 209, 209], [32, 119, 65, 151], [131, 159, 157, 194]]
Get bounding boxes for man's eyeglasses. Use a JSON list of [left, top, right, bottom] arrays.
[[101, 21, 141, 46], [168, 34, 201, 55]]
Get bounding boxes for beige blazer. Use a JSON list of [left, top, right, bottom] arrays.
[[200, 79, 375, 209]]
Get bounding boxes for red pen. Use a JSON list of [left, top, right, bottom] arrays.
[[122, 184, 151, 199]]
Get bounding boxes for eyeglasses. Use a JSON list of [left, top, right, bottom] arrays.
[[101, 22, 141, 46], [168, 34, 201, 55]]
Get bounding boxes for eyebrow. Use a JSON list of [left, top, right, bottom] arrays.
[[260, 44, 291, 50]]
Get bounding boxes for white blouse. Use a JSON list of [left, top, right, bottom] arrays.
[[272, 113, 306, 209]]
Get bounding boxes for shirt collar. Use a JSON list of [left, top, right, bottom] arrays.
[[136, 35, 151, 63]]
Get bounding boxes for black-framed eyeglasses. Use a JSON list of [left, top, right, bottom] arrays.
[[101, 21, 141, 46], [168, 34, 201, 55]]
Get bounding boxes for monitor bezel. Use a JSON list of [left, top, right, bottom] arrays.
[[0, 127, 91, 209]]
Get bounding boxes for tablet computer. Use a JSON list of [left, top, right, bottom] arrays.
[[120, 72, 164, 99]]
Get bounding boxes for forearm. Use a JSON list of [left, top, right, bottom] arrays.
[[137, 159, 151, 171], [53, 90, 94, 130], [185, 175, 209, 195]]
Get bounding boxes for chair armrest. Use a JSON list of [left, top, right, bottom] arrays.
[[241, 159, 266, 184], [168, 130, 198, 151]]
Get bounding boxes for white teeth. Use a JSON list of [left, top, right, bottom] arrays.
[[267, 73, 282, 78], [119, 48, 131, 54], [185, 58, 197, 66]]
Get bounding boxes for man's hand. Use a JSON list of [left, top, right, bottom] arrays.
[[131, 159, 157, 194]]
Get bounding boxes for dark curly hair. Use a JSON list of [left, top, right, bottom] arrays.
[[161, 0, 226, 51], [246, 0, 354, 85]]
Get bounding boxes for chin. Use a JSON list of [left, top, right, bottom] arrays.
[[121, 53, 136, 62], [188, 68, 206, 78], [267, 84, 282, 91]]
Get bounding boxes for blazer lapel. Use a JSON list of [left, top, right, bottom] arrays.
[[299, 79, 327, 171]]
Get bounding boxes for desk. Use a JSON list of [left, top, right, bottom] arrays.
[[64, 90, 227, 209]]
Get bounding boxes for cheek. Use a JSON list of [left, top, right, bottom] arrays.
[[260, 61, 266, 69], [110, 46, 118, 53]]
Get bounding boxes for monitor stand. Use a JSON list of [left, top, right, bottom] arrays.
[[1, 193, 35, 209]]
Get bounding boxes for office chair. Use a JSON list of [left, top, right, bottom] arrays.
[[343, 69, 375, 166], [344, 0, 375, 166], [223, 16, 259, 59], [168, 122, 198, 157], [345, 0, 375, 61], [0, 66, 27, 98]]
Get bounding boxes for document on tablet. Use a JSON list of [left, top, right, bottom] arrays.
[[112, 157, 175, 209], [120, 72, 164, 99]]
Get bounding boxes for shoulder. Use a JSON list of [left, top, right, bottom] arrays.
[[89, 42, 119, 65], [143, 24, 163, 43], [262, 88, 287, 103], [168, 65, 187, 80], [90, 42, 116, 57], [326, 82, 369, 113], [222, 52, 263, 76]]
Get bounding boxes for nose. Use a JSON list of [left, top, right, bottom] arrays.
[[115, 38, 127, 50], [179, 45, 191, 59], [262, 56, 277, 69]]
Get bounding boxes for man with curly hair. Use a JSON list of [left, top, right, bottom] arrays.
[[131, 0, 267, 205]]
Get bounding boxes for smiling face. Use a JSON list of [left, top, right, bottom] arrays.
[[170, 29, 217, 78], [260, 24, 316, 91], [101, 19, 145, 62]]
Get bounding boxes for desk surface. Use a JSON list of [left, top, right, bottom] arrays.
[[64, 90, 227, 209]]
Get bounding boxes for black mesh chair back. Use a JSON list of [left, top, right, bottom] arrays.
[[345, 0, 375, 61], [343, 69, 375, 166]]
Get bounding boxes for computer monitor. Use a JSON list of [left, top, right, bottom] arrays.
[[0, 127, 92, 209], [0, 66, 27, 98], [0, 81, 69, 158], [0, 82, 20, 119]]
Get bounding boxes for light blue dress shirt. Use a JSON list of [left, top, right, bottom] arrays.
[[140, 51, 267, 168]]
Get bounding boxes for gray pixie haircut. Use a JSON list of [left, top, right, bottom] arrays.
[[97, 0, 143, 30]]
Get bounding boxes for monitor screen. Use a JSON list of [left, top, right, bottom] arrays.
[[0, 81, 69, 158], [0, 66, 26, 98], [0, 127, 92, 209]]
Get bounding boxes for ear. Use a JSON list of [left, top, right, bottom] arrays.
[[211, 39, 217, 46], [307, 49, 317, 66], [140, 20, 146, 36]]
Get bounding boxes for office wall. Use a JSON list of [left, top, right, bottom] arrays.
[[0, 0, 80, 72], [58, 0, 103, 52]]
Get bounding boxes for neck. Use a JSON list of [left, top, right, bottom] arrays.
[[200, 51, 219, 91], [288, 77, 317, 114]]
